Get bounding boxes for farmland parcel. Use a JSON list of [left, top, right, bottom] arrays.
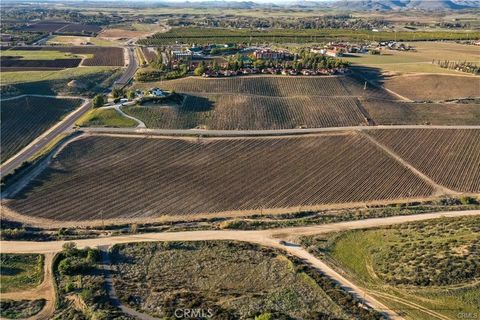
[[6, 133, 436, 223], [0, 96, 83, 162]]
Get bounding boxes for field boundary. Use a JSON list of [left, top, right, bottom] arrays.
[[360, 132, 459, 196]]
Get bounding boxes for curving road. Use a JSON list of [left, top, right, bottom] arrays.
[[2, 210, 479, 319]]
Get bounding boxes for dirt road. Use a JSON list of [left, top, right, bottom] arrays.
[[80, 124, 480, 138], [1, 253, 56, 320], [2, 210, 479, 319]]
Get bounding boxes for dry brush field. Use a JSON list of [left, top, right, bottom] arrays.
[[1, 96, 83, 162], [124, 95, 367, 129], [367, 129, 480, 193], [6, 133, 435, 222]]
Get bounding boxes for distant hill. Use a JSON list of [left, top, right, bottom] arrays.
[[327, 0, 480, 10]]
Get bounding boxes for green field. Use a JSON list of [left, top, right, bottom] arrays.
[[0, 254, 43, 293], [302, 216, 480, 320], [0, 50, 89, 60], [0, 66, 114, 85], [0, 67, 121, 98], [139, 27, 480, 45], [344, 41, 480, 74], [76, 108, 137, 127]]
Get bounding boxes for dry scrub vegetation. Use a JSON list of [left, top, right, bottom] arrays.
[[7, 133, 434, 222], [110, 241, 380, 319]]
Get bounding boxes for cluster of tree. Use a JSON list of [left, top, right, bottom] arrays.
[[297, 50, 350, 69], [166, 15, 390, 30], [135, 65, 188, 82], [57, 243, 100, 276], [434, 59, 479, 75]]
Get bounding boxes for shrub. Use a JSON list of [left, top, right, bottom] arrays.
[[92, 94, 104, 108]]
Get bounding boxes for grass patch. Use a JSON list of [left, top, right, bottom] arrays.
[[76, 108, 137, 127], [0, 299, 45, 319], [0, 66, 114, 86], [0, 50, 90, 60], [302, 216, 480, 320], [0, 254, 43, 293], [0, 67, 121, 98]]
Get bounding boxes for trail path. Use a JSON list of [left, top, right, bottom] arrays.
[[99, 246, 160, 320], [100, 103, 146, 128], [2, 210, 479, 319], [0, 253, 56, 320]]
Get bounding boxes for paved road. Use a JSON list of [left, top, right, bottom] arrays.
[[81, 124, 480, 138], [2, 210, 478, 319], [0, 98, 91, 177], [115, 47, 138, 87]]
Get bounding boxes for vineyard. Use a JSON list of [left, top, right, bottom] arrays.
[[362, 99, 480, 125], [141, 47, 158, 63], [123, 95, 367, 129], [7, 133, 435, 222], [139, 27, 480, 45], [4, 46, 124, 67], [20, 21, 102, 35], [367, 129, 480, 192], [137, 75, 394, 100], [0, 58, 81, 71], [383, 74, 480, 101], [1, 96, 83, 162]]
